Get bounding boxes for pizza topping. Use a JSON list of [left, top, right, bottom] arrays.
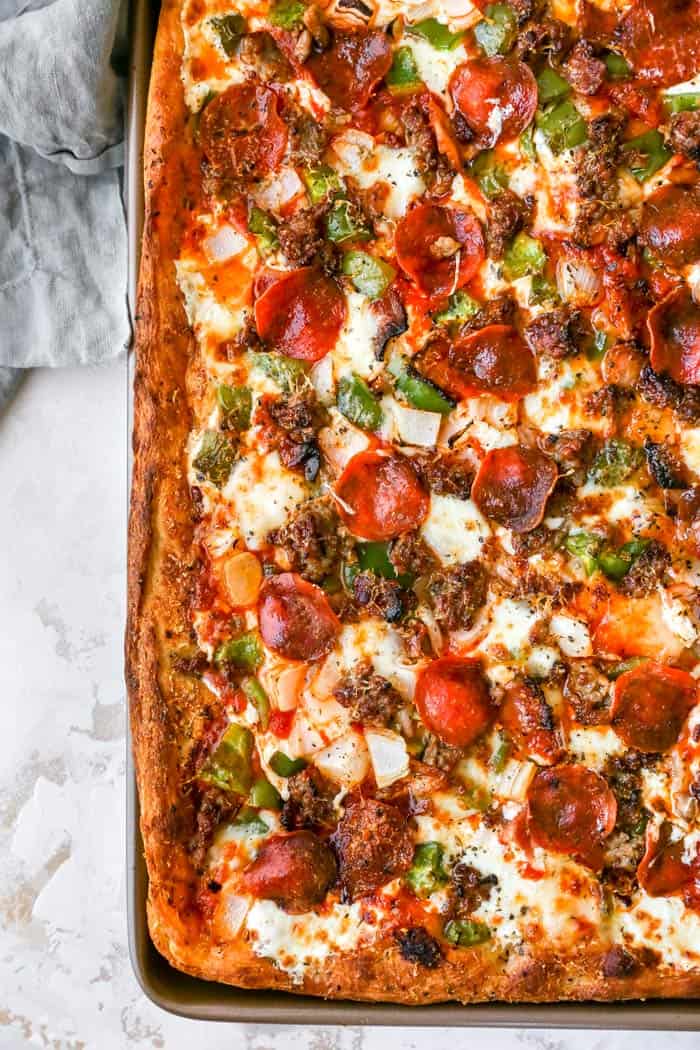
[[639, 185, 700, 269], [334, 451, 430, 541], [449, 58, 538, 147], [414, 657, 495, 748], [637, 828, 700, 907], [416, 325, 536, 403], [394, 203, 485, 298], [427, 563, 488, 632], [307, 30, 392, 110], [281, 767, 337, 829], [668, 110, 700, 164], [395, 926, 443, 968], [524, 308, 585, 360], [499, 676, 563, 765], [648, 286, 700, 387], [332, 796, 414, 901], [334, 664, 403, 727], [610, 662, 697, 753], [199, 82, 288, 182], [243, 830, 338, 912], [526, 764, 617, 869], [257, 572, 340, 660], [254, 267, 347, 362], [617, 0, 700, 86], [471, 445, 558, 533]]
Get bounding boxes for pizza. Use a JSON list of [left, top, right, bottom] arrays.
[[128, 0, 700, 1005]]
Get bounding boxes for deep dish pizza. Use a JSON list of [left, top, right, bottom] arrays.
[[128, 0, 700, 1003]]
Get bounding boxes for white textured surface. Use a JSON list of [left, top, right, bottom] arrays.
[[0, 362, 696, 1047]]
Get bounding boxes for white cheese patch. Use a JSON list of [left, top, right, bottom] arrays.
[[681, 427, 700, 478], [336, 620, 418, 699], [482, 598, 542, 658], [660, 589, 698, 647], [330, 131, 426, 220], [407, 36, 467, 100], [331, 291, 382, 381], [568, 726, 624, 769], [372, 0, 479, 25], [577, 482, 664, 535], [176, 262, 247, 341], [523, 358, 606, 435], [549, 613, 592, 658], [421, 494, 491, 565], [222, 450, 308, 549], [614, 895, 700, 972]]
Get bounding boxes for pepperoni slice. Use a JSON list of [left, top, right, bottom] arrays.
[[307, 30, 392, 111], [254, 267, 347, 362], [394, 203, 485, 298], [639, 186, 700, 270], [415, 326, 536, 402], [449, 58, 538, 148], [617, 0, 700, 86], [526, 764, 617, 870], [334, 451, 430, 541], [258, 572, 340, 661], [500, 676, 563, 765], [638, 828, 700, 907], [243, 831, 338, 913], [648, 286, 700, 386], [199, 82, 288, 181], [471, 445, 558, 533], [610, 662, 697, 753], [414, 657, 495, 747]]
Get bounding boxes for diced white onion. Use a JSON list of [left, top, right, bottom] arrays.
[[318, 409, 370, 473], [254, 167, 305, 212], [494, 758, 536, 801], [314, 730, 370, 787], [556, 255, 600, 306], [310, 354, 335, 405], [391, 401, 442, 447], [329, 129, 375, 170], [364, 728, 410, 788], [225, 894, 251, 935], [205, 224, 249, 262], [549, 613, 592, 657], [272, 663, 307, 712]]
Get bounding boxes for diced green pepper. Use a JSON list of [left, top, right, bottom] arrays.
[[217, 384, 252, 431], [598, 539, 650, 581], [406, 842, 449, 897], [248, 206, 278, 254], [665, 92, 700, 114], [397, 370, 454, 414], [604, 52, 631, 79], [490, 731, 510, 772], [537, 66, 571, 104], [342, 559, 360, 592], [199, 723, 254, 796], [587, 329, 610, 361], [444, 918, 491, 947], [564, 531, 603, 576], [215, 632, 263, 671], [434, 289, 481, 327], [622, 130, 672, 182], [233, 806, 269, 834], [536, 99, 588, 154], [303, 164, 343, 205], [242, 677, 270, 730], [386, 46, 422, 94], [249, 351, 308, 392], [337, 373, 384, 430], [408, 17, 465, 50], [358, 541, 397, 579], [470, 149, 509, 198], [605, 656, 647, 680], [502, 232, 547, 281], [325, 200, 370, 244], [269, 0, 305, 29], [249, 777, 283, 810], [529, 274, 560, 306], [269, 751, 307, 777], [474, 3, 517, 56], [210, 13, 247, 55], [342, 251, 396, 299], [520, 125, 536, 162], [588, 438, 644, 487], [192, 431, 236, 487]]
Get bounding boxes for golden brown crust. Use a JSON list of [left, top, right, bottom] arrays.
[[127, 0, 700, 1004]]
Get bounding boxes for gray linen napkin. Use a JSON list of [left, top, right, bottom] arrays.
[[0, 0, 129, 410]]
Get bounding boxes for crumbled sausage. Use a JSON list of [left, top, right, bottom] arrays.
[[282, 767, 337, 829], [487, 190, 531, 259], [617, 540, 670, 597], [668, 110, 700, 163], [414, 453, 474, 500], [399, 617, 434, 660], [189, 786, 240, 873], [334, 662, 403, 725], [277, 206, 325, 266], [515, 16, 572, 60], [283, 99, 328, 165], [220, 316, 264, 360], [604, 751, 647, 836], [428, 563, 488, 632], [525, 307, 585, 359], [352, 570, 415, 623], [401, 101, 455, 196], [421, 734, 465, 773], [390, 531, 437, 576], [268, 498, 351, 583], [261, 391, 323, 480], [332, 796, 414, 900], [564, 660, 611, 725], [575, 112, 624, 236], [639, 364, 700, 423], [537, 428, 592, 474], [395, 926, 443, 968], [451, 860, 498, 915], [562, 39, 605, 95], [643, 437, 686, 490], [238, 31, 293, 81], [459, 293, 518, 335]]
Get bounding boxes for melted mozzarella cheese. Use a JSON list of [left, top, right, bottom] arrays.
[[330, 132, 425, 219], [407, 36, 467, 100], [523, 358, 607, 435], [482, 598, 542, 659], [421, 494, 491, 564], [681, 427, 700, 479], [331, 291, 382, 381], [614, 895, 700, 971], [337, 620, 418, 699], [568, 726, 624, 769], [549, 612, 592, 657], [222, 450, 308, 549], [176, 262, 247, 341]]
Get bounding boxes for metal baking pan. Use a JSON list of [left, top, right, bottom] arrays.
[[125, 0, 700, 1025]]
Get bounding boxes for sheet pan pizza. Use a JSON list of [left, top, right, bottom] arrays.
[[128, 0, 700, 1003]]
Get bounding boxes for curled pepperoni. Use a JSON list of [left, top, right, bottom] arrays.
[[307, 30, 392, 110], [638, 827, 700, 907], [331, 797, 414, 901], [449, 58, 538, 148], [610, 662, 697, 753], [471, 445, 558, 533], [199, 82, 288, 181], [639, 186, 700, 269], [334, 451, 430, 541], [526, 764, 617, 870], [258, 572, 340, 661], [254, 267, 347, 362], [648, 286, 700, 386], [415, 326, 536, 402], [617, 0, 700, 86], [394, 203, 485, 298], [500, 676, 563, 765], [243, 831, 337, 912], [414, 657, 495, 747]]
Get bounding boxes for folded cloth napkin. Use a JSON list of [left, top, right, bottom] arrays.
[[0, 0, 129, 410]]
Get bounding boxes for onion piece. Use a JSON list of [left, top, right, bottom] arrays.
[[310, 353, 335, 405], [222, 551, 263, 607], [494, 758, 536, 801], [318, 409, 370, 473], [365, 728, 410, 788], [314, 730, 370, 787], [273, 663, 307, 712], [224, 893, 251, 936], [205, 225, 249, 262], [556, 255, 600, 307], [390, 400, 442, 447], [254, 167, 305, 212]]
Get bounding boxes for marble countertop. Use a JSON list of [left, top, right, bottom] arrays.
[[1, 361, 697, 1049]]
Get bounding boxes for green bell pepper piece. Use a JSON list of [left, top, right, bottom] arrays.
[[386, 46, 422, 94], [599, 539, 650, 581], [215, 632, 263, 671], [536, 99, 587, 154], [249, 351, 308, 392], [210, 13, 247, 56], [474, 3, 517, 56], [588, 438, 644, 487], [490, 731, 511, 772], [397, 371, 454, 414], [470, 149, 509, 198], [326, 200, 370, 244], [406, 842, 449, 897], [217, 384, 252, 431], [529, 274, 559, 305], [604, 52, 630, 79], [248, 206, 278, 254], [357, 541, 396, 579], [503, 232, 547, 281], [605, 656, 647, 680], [249, 777, 283, 810], [665, 92, 700, 113], [337, 373, 384, 430], [303, 164, 343, 204], [408, 17, 465, 49], [192, 431, 236, 488], [342, 251, 396, 299], [242, 678, 270, 730], [537, 66, 571, 104], [434, 289, 481, 327], [233, 806, 269, 834], [269, 751, 307, 777], [564, 531, 603, 576], [269, 0, 305, 29], [520, 125, 536, 162], [444, 918, 491, 947], [200, 723, 254, 796], [622, 130, 672, 182]]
